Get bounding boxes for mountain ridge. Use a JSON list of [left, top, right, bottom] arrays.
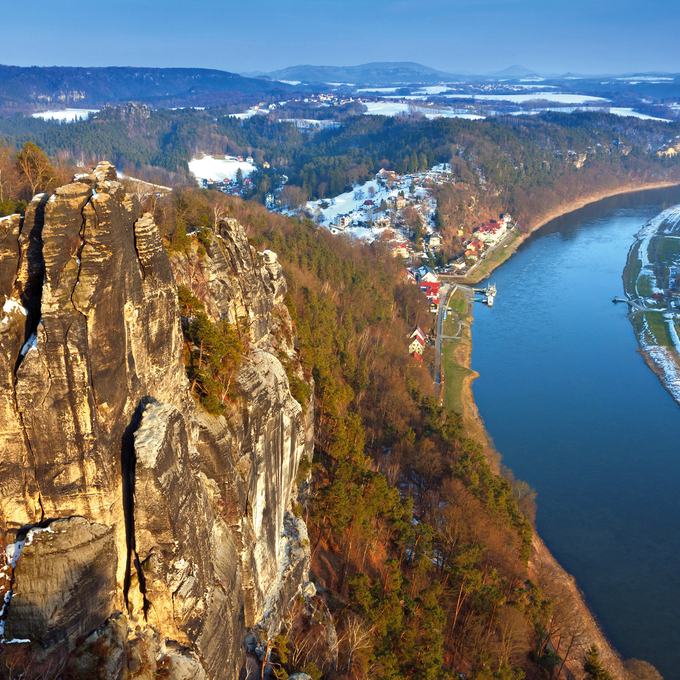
[[263, 61, 470, 85], [0, 64, 296, 112]]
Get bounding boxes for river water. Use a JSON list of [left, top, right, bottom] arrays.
[[471, 186, 680, 679]]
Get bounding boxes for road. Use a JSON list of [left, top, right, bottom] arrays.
[[433, 283, 450, 403], [438, 225, 517, 282], [434, 283, 475, 405]]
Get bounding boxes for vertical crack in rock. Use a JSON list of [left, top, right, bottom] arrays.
[[6, 195, 49, 523], [68, 202, 89, 321], [11, 194, 46, 373], [121, 397, 152, 615]]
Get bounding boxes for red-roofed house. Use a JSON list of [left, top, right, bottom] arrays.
[[405, 269, 418, 285], [408, 326, 426, 357], [420, 281, 440, 307], [475, 220, 507, 245]]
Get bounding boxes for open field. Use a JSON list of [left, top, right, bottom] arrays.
[[440, 288, 475, 415], [441, 335, 475, 415], [448, 289, 468, 315]]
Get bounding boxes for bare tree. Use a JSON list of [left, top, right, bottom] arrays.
[[339, 613, 373, 674], [15, 142, 55, 197], [494, 606, 531, 670], [623, 659, 663, 680], [280, 185, 307, 211]]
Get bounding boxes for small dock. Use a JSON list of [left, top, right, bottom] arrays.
[[612, 295, 663, 314], [477, 283, 497, 305]]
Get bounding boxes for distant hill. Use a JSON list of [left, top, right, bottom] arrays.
[[264, 62, 469, 85], [489, 65, 538, 78], [0, 65, 295, 114]]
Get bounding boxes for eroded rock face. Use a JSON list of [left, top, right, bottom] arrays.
[[0, 163, 313, 678], [4, 517, 117, 647]]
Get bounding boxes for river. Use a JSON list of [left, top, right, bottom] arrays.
[[471, 186, 680, 679]]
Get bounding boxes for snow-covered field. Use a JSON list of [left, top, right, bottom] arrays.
[[508, 105, 671, 122], [356, 87, 400, 94], [228, 108, 268, 120], [308, 179, 385, 225], [615, 76, 674, 83], [188, 155, 256, 183], [363, 101, 484, 120], [414, 85, 454, 95], [605, 107, 671, 122], [444, 92, 608, 104], [363, 102, 411, 116], [279, 118, 341, 130], [32, 108, 98, 122]]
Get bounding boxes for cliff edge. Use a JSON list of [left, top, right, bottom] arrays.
[[0, 163, 313, 679]]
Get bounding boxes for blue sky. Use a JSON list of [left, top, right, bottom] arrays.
[[2, 0, 679, 75]]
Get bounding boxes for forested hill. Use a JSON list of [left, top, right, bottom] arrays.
[[2, 106, 680, 256], [264, 61, 464, 85], [0, 65, 295, 114]]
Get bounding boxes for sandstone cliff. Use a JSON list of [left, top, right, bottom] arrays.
[[0, 163, 313, 679]]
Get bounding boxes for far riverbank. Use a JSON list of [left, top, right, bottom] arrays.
[[621, 205, 680, 408]]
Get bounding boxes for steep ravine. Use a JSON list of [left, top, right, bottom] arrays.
[[0, 163, 314, 679]]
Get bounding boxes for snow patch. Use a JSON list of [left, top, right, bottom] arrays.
[[1, 298, 28, 326], [32, 108, 98, 123], [188, 155, 256, 183], [3, 299, 27, 316]]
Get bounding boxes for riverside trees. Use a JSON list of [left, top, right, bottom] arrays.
[[154, 186, 661, 680]]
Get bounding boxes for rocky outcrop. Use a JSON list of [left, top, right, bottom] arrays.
[[4, 518, 117, 647], [0, 163, 313, 678]]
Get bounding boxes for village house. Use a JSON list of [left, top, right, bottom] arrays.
[[378, 168, 397, 180], [428, 233, 442, 248], [475, 220, 507, 246], [392, 244, 410, 258], [408, 326, 426, 359], [415, 265, 438, 284], [389, 195, 406, 210], [420, 280, 441, 307]]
